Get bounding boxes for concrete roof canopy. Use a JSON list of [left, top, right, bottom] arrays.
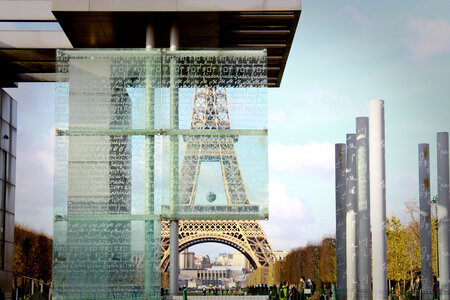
[[0, 0, 301, 87]]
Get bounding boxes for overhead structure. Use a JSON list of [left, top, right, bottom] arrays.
[[0, 0, 301, 87]]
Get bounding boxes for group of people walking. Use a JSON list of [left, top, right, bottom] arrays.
[[269, 277, 326, 300]]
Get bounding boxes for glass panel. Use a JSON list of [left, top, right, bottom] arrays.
[[0, 152, 5, 180], [0, 180, 4, 210], [10, 100, 17, 129], [161, 135, 268, 220], [10, 127, 16, 157], [1, 91, 10, 124], [6, 183, 14, 213], [0, 121, 9, 152], [7, 155, 15, 186], [54, 50, 161, 299], [160, 50, 268, 220]]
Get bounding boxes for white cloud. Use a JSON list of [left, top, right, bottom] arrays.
[[404, 17, 450, 60], [269, 142, 335, 179], [262, 180, 315, 250]]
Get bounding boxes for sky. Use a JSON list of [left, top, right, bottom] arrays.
[[4, 0, 450, 258]]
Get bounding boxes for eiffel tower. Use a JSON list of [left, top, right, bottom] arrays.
[[161, 87, 274, 270]]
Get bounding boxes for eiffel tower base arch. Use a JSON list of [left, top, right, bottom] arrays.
[[161, 220, 274, 272]]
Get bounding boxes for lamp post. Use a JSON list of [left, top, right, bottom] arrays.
[[314, 248, 320, 285], [431, 195, 439, 277], [300, 253, 304, 279]]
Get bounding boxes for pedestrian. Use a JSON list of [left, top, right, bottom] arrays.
[[299, 277, 305, 300], [412, 277, 421, 300], [270, 286, 277, 300], [289, 284, 300, 300], [279, 281, 289, 300], [303, 279, 313, 299], [433, 275, 439, 299]]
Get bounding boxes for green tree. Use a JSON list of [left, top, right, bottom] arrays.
[[386, 216, 408, 292]]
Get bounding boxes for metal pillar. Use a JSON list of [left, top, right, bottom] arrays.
[[437, 132, 450, 299], [346, 133, 357, 300], [144, 23, 156, 298], [356, 117, 371, 299], [169, 220, 179, 295], [146, 23, 155, 50], [419, 144, 433, 299], [169, 21, 180, 297], [369, 100, 387, 299], [335, 143, 347, 300]]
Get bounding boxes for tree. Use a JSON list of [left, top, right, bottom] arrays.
[[386, 216, 408, 292], [404, 199, 421, 286], [13, 225, 53, 288]]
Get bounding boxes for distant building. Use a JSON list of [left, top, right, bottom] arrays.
[[232, 252, 250, 270], [201, 255, 212, 269], [216, 253, 233, 266], [274, 250, 289, 261], [179, 248, 195, 270], [180, 266, 246, 288]]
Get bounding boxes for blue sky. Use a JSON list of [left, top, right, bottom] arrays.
[[5, 0, 450, 256]]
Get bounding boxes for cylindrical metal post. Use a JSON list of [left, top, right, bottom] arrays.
[[170, 220, 180, 296], [419, 144, 433, 299], [346, 133, 357, 300], [144, 23, 156, 298], [146, 23, 155, 49], [356, 117, 371, 299], [170, 22, 179, 51], [335, 143, 347, 300], [169, 21, 180, 297], [437, 132, 450, 299], [369, 100, 387, 299]]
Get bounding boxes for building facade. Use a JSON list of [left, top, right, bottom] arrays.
[[0, 89, 16, 300], [180, 266, 246, 288]]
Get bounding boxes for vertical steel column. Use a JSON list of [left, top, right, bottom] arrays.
[[369, 100, 387, 299], [335, 143, 347, 300], [144, 23, 156, 298], [169, 21, 180, 297], [346, 133, 357, 300], [419, 144, 433, 299], [438, 132, 450, 299], [356, 117, 371, 299]]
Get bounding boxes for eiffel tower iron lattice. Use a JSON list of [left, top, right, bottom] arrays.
[[161, 87, 274, 270]]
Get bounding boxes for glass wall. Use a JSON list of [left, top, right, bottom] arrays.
[[53, 49, 267, 298]]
